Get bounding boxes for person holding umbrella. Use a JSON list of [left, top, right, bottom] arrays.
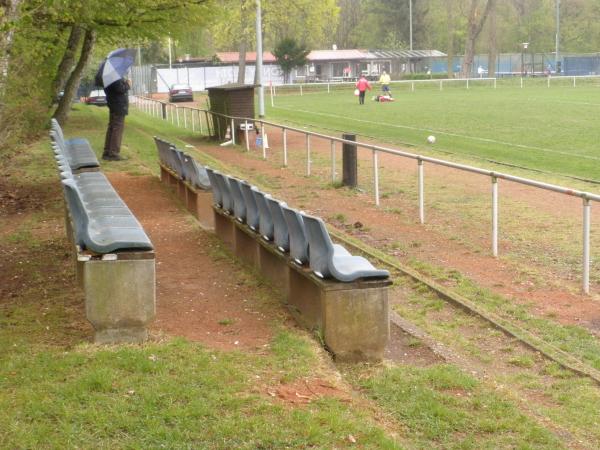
[[96, 48, 136, 161]]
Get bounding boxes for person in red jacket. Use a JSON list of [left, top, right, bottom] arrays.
[[355, 75, 371, 105]]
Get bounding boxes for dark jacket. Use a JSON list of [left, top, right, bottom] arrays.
[[104, 79, 130, 116]]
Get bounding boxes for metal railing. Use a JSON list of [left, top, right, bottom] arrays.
[[265, 74, 600, 99], [131, 95, 598, 294]]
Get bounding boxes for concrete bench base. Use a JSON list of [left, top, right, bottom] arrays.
[[160, 163, 214, 230], [81, 252, 156, 344], [257, 238, 290, 300], [212, 205, 390, 362], [183, 181, 214, 230]]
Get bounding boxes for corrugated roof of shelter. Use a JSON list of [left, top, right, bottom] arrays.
[[215, 52, 277, 63], [366, 49, 447, 58], [307, 49, 369, 61]]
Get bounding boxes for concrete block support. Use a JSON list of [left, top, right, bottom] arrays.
[[210, 203, 391, 362], [287, 265, 390, 362], [177, 179, 187, 201], [184, 184, 215, 230], [287, 266, 323, 329], [233, 221, 260, 267], [84, 256, 156, 344], [160, 165, 170, 185], [257, 239, 290, 300], [213, 207, 235, 251], [322, 284, 389, 362]]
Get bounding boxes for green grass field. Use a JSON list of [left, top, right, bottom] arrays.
[[266, 79, 600, 184]]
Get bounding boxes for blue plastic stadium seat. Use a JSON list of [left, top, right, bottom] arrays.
[[281, 205, 309, 265], [227, 177, 246, 222], [171, 148, 186, 179], [49, 119, 99, 170], [213, 172, 233, 213], [301, 213, 389, 282], [205, 167, 223, 207], [265, 197, 289, 252], [153, 136, 172, 168], [240, 181, 259, 231], [251, 189, 274, 241], [190, 159, 211, 190], [61, 178, 153, 253]]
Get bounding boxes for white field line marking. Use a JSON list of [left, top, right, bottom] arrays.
[[274, 105, 600, 162]]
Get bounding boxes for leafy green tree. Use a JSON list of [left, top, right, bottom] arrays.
[[272, 37, 309, 83], [0, 0, 217, 150]]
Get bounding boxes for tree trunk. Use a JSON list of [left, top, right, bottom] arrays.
[[238, 41, 247, 84], [0, 0, 23, 93], [446, 0, 455, 77], [461, 0, 495, 78], [487, 0, 497, 77], [51, 25, 84, 105], [53, 28, 96, 126]]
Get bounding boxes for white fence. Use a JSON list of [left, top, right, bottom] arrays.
[[132, 95, 599, 294], [153, 64, 284, 93]]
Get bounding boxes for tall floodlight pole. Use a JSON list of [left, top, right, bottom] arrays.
[[168, 36, 172, 70], [256, 0, 265, 118], [555, 0, 560, 72], [409, 0, 413, 50]]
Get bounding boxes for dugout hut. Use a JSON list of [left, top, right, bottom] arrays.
[[207, 83, 256, 141]]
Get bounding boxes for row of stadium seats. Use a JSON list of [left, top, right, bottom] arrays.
[[206, 169, 389, 282]]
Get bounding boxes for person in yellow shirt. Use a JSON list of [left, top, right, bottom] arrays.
[[379, 70, 392, 97]]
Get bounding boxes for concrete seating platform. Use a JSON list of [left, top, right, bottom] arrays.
[[203, 173, 391, 362], [154, 136, 214, 230], [152, 135, 391, 361], [52, 126, 156, 344]]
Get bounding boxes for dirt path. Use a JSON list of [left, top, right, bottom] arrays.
[[185, 131, 600, 335], [107, 173, 277, 351]]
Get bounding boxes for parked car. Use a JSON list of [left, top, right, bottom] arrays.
[[85, 89, 107, 106], [168, 84, 194, 102]]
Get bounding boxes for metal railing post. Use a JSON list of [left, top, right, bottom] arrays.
[[373, 149, 380, 206], [520, 77, 523, 89], [466, 79, 469, 89], [418, 159, 425, 224], [494, 78, 497, 89], [583, 198, 591, 294], [306, 134, 311, 176], [331, 140, 336, 183], [231, 118, 236, 145], [283, 128, 288, 166], [191, 109, 195, 132], [199, 110, 203, 134], [573, 76, 577, 87], [547, 77, 551, 88], [492, 176, 499, 257], [184, 108, 188, 129], [176, 107, 180, 127], [440, 80, 443, 91], [300, 85, 303, 96], [261, 123, 266, 159], [171, 105, 175, 124], [244, 120, 249, 152], [327, 83, 330, 93], [412, 81, 415, 92]]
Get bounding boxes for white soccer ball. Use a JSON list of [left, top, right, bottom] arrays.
[[427, 135, 436, 144]]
